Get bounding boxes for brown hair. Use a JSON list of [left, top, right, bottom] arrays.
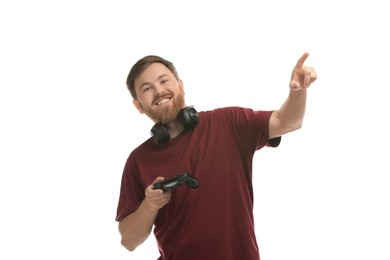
[[126, 55, 180, 99]]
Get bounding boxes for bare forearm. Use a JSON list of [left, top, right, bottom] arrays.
[[275, 90, 307, 133], [118, 199, 159, 251]]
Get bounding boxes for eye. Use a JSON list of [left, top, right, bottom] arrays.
[[161, 79, 169, 85], [142, 86, 151, 92]]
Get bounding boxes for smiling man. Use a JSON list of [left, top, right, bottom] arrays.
[[133, 61, 185, 125], [116, 53, 317, 260]]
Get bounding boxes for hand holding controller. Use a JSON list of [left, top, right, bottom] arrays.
[[153, 173, 200, 191]]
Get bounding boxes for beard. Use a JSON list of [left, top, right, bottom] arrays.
[[143, 90, 185, 125]]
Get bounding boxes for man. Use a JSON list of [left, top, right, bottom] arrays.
[[116, 53, 317, 259]]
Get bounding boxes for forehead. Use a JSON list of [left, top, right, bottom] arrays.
[[135, 62, 173, 86]]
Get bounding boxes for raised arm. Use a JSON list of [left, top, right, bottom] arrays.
[[118, 177, 171, 251], [269, 52, 317, 138]]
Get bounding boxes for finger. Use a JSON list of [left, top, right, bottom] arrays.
[[148, 190, 171, 208], [146, 177, 165, 192], [303, 67, 317, 83], [146, 185, 163, 196], [151, 194, 168, 204], [294, 52, 309, 69], [303, 71, 311, 88], [157, 191, 171, 201], [311, 70, 318, 83], [146, 178, 164, 194], [153, 177, 165, 184]]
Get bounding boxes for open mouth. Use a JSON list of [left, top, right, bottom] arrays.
[[155, 97, 172, 106]]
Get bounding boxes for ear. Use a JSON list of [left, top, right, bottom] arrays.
[[179, 79, 185, 95], [133, 99, 145, 114]]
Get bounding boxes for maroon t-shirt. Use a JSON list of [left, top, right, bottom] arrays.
[[116, 107, 279, 260]]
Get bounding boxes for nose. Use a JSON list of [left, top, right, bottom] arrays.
[[153, 83, 165, 96]]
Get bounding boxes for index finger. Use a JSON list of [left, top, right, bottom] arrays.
[[294, 52, 310, 69]]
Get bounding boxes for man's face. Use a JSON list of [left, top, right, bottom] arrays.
[[133, 62, 185, 124]]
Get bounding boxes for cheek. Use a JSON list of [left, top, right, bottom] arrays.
[[136, 93, 153, 106]]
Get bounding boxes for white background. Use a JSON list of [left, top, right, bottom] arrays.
[[1, 1, 389, 259]]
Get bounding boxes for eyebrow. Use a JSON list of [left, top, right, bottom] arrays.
[[139, 74, 169, 89]]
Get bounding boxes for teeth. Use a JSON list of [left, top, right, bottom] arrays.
[[157, 98, 170, 105]]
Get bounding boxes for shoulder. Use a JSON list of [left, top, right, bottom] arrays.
[[126, 138, 154, 162], [199, 106, 249, 118], [199, 106, 269, 121]]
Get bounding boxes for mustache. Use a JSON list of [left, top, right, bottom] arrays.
[[152, 92, 173, 105]]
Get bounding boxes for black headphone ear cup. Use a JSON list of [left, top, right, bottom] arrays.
[[150, 106, 199, 144], [177, 106, 199, 129], [150, 124, 170, 144]]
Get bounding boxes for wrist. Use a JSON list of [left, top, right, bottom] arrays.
[[289, 88, 307, 97], [143, 198, 160, 211]]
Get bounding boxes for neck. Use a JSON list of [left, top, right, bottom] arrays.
[[164, 119, 185, 140]]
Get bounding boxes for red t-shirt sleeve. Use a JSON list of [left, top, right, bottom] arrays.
[[222, 107, 277, 152], [115, 156, 144, 222]]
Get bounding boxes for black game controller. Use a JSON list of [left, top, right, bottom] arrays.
[[153, 173, 200, 191]]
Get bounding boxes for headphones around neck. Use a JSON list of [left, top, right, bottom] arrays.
[[150, 106, 199, 144]]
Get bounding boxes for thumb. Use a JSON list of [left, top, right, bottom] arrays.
[[153, 176, 165, 184]]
